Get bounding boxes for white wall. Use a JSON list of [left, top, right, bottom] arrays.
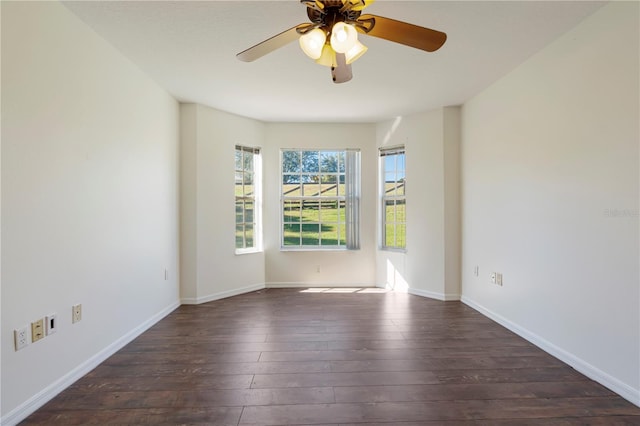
[[460, 2, 639, 405], [376, 107, 461, 300], [180, 104, 266, 303], [1, 2, 180, 423], [264, 123, 377, 287]]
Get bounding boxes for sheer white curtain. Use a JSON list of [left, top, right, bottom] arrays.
[[345, 149, 360, 249]]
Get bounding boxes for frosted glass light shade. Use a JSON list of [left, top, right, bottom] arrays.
[[330, 22, 357, 53], [299, 28, 327, 59], [345, 40, 367, 64], [315, 44, 337, 67]]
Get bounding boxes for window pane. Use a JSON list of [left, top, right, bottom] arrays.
[[385, 200, 396, 223], [243, 171, 253, 185], [301, 223, 320, 245], [243, 151, 253, 172], [397, 223, 406, 248], [385, 171, 397, 184], [245, 224, 254, 247], [235, 171, 243, 194], [284, 200, 301, 223], [320, 178, 337, 195], [397, 154, 406, 172], [245, 200, 254, 223], [338, 152, 345, 173], [338, 223, 346, 246], [397, 178, 406, 196], [319, 200, 339, 222], [283, 224, 301, 245], [235, 150, 242, 171], [385, 223, 395, 247], [302, 201, 319, 222], [283, 173, 299, 184], [235, 224, 244, 248], [283, 151, 301, 173], [320, 151, 338, 172], [384, 155, 396, 171], [396, 199, 406, 222], [320, 223, 339, 245], [283, 175, 301, 196], [302, 151, 319, 173], [303, 180, 321, 196], [244, 172, 254, 196], [235, 200, 244, 224]]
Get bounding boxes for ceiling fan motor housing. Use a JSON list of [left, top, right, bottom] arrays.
[[306, 0, 363, 34]]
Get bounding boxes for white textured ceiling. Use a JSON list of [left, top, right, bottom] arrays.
[[62, 1, 605, 123]]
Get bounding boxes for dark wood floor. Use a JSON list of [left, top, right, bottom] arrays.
[[23, 288, 640, 425]]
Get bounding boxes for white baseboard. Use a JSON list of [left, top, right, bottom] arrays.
[[181, 283, 265, 305], [1, 300, 181, 426], [265, 282, 375, 289], [409, 287, 460, 301], [461, 295, 640, 408]]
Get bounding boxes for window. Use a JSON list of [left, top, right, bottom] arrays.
[[281, 149, 360, 249], [380, 146, 406, 250], [235, 145, 261, 253]]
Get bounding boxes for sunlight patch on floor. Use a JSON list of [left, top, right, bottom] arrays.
[[299, 287, 389, 294]]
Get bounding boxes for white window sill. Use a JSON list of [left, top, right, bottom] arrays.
[[379, 247, 407, 253], [235, 248, 262, 256], [280, 246, 347, 252]]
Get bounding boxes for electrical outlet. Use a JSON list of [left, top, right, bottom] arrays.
[[14, 326, 29, 351], [46, 313, 58, 335], [72, 304, 82, 323], [496, 273, 503, 286], [473, 266, 479, 277], [31, 319, 45, 342]]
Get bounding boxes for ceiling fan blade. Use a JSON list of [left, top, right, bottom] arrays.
[[237, 24, 308, 62], [331, 53, 352, 84], [356, 14, 446, 52]]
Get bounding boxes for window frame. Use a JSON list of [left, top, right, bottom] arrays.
[[280, 148, 359, 251], [379, 146, 406, 252], [235, 145, 262, 255]]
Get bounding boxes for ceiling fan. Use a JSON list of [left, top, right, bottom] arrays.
[[236, 0, 447, 84]]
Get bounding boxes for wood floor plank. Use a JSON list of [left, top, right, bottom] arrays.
[[327, 337, 537, 351], [21, 288, 640, 425], [87, 360, 334, 377], [250, 371, 440, 388], [333, 382, 615, 402], [43, 387, 335, 409], [67, 373, 254, 392], [22, 407, 242, 426], [259, 346, 540, 362], [338, 419, 640, 426], [238, 398, 639, 424]]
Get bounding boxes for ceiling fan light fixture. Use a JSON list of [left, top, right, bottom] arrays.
[[299, 28, 327, 59], [345, 40, 367, 64], [343, 0, 375, 12], [330, 22, 357, 53], [315, 44, 337, 67]]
